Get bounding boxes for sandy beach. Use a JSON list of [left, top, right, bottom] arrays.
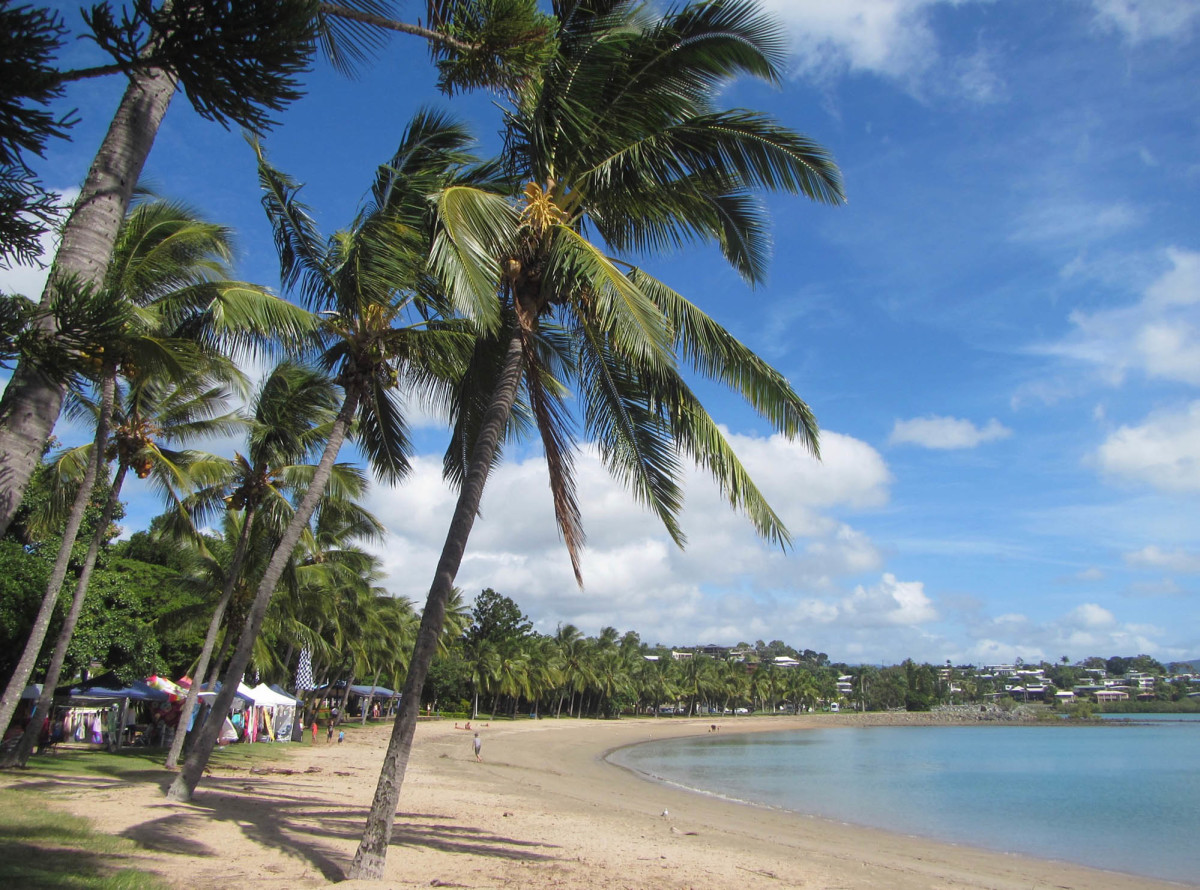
[[3, 714, 1191, 889]]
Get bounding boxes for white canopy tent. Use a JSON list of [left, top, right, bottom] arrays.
[[247, 683, 300, 742]]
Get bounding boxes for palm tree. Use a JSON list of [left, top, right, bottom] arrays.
[[491, 640, 532, 717], [0, 3, 316, 537], [0, 1, 554, 540], [167, 111, 485, 801], [2, 374, 241, 768], [466, 639, 500, 719], [353, 1, 843, 867], [163, 360, 345, 767], [0, 196, 301, 747], [553, 623, 590, 717]]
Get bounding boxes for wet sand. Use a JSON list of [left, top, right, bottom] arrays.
[[2, 714, 1190, 889]]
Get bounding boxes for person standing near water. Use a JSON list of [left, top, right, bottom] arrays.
[[473, 732, 482, 761]]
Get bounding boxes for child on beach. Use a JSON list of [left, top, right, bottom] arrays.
[[338, 730, 345, 744], [327, 722, 333, 744], [473, 732, 482, 761]]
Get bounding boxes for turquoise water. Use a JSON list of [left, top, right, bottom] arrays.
[[610, 719, 1200, 884]]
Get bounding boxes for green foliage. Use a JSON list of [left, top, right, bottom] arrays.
[[465, 587, 532, 649], [83, 0, 319, 132], [1096, 698, 1199, 715], [1105, 655, 1130, 676], [0, 539, 54, 684], [0, 0, 74, 266], [0, 279, 132, 390], [115, 516, 215, 573], [432, 0, 558, 95], [1064, 701, 1098, 720], [3, 455, 122, 571], [66, 556, 198, 684], [424, 649, 473, 707]]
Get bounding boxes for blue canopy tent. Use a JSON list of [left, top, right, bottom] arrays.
[[348, 683, 398, 698], [53, 674, 171, 749], [63, 680, 170, 703]]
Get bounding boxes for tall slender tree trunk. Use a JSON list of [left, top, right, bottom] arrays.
[[3, 458, 127, 768], [0, 374, 117, 741], [336, 671, 355, 722], [167, 388, 360, 801], [165, 501, 259, 769], [362, 673, 380, 726], [205, 632, 231, 688], [0, 69, 175, 538], [350, 329, 525, 880]]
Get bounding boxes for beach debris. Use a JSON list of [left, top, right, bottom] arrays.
[[736, 865, 780, 879]]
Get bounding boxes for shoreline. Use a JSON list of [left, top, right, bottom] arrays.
[[598, 714, 1191, 886], [3, 714, 1193, 889]]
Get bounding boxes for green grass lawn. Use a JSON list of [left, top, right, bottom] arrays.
[[0, 785, 170, 889]]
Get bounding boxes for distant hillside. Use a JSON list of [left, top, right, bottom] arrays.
[[1174, 659, 1200, 673]]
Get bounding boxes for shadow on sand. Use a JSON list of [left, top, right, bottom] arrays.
[[15, 763, 563, 882]]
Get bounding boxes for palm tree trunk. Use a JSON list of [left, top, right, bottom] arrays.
[[338, 671, 355, 721], [350, 327, 526, 880], [3, 458, 128, 768], [0, 68, 175, 538], [205, 628, 235, 688], [361, 673, 380, 726], [165, 501, 259, 769], [167, 387, 360, 801], [0, 373, 117, 742]]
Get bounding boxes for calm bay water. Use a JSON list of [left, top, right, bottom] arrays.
[[610, 718, 1200, 884]]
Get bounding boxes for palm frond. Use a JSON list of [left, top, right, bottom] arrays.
[[429, 184, 517, 332], [629, 268, 818, 453], [574, 317, 686, 546], [543, 225, 673, 367], [522, 333, 584, 583], [250, 135, 334, 308]]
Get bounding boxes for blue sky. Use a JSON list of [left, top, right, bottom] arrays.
[[5, 0, 1200, 665]]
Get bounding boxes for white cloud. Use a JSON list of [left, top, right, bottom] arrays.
[[841, 573, 938, 626], [1010, 200, 1139, 246], [758, 0, 1000, 99], [363, 430, 894, 645], [947, 602, 1177, 664], [1094, 401, 1200, 492], [1034, 248, 1200, 387], [1090, 0, 1200, 44], [1125, 545, 1200, 573], [889, 415, 1011, 449], [1066, 602, 1115, 629]]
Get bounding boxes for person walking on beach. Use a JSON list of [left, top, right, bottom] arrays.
[[472, 732, 482, 762], [311, 720, 318, 744], [327, 721, 334, 744]]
